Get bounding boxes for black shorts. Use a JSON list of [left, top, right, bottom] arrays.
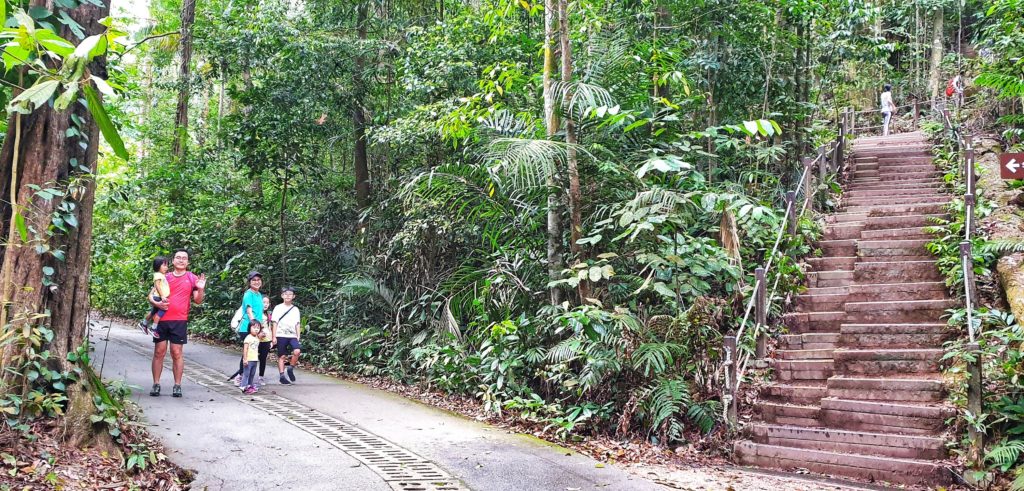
[[154, 320, 188, 345], [276, 337, 301, 356]]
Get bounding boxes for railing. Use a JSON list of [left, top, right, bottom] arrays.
[[938, 104, 984, 464], [848, 101, 923, 136], [722, 118, 847, 424]]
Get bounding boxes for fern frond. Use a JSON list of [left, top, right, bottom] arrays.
[[986, 439, 1024, 472], [980, 239, 1024, 256]]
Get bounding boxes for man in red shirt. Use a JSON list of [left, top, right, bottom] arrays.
[[149, 249, 206, 398]]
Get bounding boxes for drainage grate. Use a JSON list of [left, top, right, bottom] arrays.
[[389, 480, 465, 491], [113, 337, 469, 490]]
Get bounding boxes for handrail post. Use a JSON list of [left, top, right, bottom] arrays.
[[835, 122, 845, 177], [913, 100, 920, 129], [965, 193, 977, 236], [724, 335, 738, 425], [965, 145, 975, 197], [960, 241, 978, 308], [755, 267, 767, 359], [967, 341, 984, 468], [785, 190, 797, 236], [943, 108, 951, 131], [817, 145, 827, 180], [802, 157, 814, 214]]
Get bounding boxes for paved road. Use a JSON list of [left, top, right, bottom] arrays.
[[89, 319, 666, 491]]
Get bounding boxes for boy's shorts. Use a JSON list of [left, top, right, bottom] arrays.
[[276, 337, 301, 356]]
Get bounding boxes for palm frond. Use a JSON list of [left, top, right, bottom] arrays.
[[485, 138, 586, 192], [479, 109, 530, 138], [551, 81, 616, 121]]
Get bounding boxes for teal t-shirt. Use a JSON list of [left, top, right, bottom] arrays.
[[237, 289, 264, 333]]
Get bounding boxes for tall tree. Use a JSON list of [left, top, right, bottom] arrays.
[[543, 0, 563, 304], [0, 0, 114, 447], [171, 0, 197, 163], [559, 0, 586, 300], [353, 1, 371, 209], [926, 6, 944, 104]]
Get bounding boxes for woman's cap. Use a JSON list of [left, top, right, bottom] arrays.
[[247, 271, 263, 281]]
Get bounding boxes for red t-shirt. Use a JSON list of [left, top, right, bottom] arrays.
[[162, 271, 198, 321]]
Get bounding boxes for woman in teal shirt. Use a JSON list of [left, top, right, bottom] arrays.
[[228, 271, 265, 383]]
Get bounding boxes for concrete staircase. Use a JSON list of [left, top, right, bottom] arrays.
[[734, 132, 956, 486]]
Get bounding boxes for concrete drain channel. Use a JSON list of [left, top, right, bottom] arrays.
[[114, 337, 468, 491]]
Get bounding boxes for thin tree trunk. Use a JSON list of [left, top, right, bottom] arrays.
[[0, 0, 114, 450], [170, 0, 196, 164], [926, 7, 944, 105], [543, 0, 562, 305], [353, 2, 371, 209], [560, 0, 586, 301]]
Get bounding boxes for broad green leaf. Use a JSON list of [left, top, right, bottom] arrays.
[[742, 120, 758, 136], [13, 211, 27, 243], [54, 84, 78, 110], [588, 266, 602, 282], [770, 120, 783, 136], [8, 79, 59, 113], [3, 45, 30, 73], [56, 10, 84, 39], [35, 29, 74, 57], [83, 84, 128, 159], [90, 75, 113, 96], [71, 33, 102, 60]]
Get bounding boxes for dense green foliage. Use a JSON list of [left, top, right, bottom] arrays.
[[85, 0, 1022, 456]]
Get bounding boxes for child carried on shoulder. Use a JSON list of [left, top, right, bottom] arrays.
[[139, 256, 170, 338]]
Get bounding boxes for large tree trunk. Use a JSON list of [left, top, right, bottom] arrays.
[[926, 7, 944, 105], [170, 0, 197, 163], [0, 0, 113, 449], [543, 0, 562, 305], [353, 2, 371, 209]]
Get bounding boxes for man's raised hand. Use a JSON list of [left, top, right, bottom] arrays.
[[196, 273, 207, 290]]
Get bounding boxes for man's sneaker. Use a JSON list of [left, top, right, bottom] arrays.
[[286, 366, 296, 382], [243, 386, 258, 395], [138, 321, 150, 335], [149, 384, 160, 396], [172, 385, 182, 398], [279, 374, 292, 385], [257, 376, 265, 387], [232, 375, 242, 387]]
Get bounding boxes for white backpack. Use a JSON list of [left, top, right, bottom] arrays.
[[230, 306, 243, 330]]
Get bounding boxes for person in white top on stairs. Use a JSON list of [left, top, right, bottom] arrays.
[[880, 83, 896, 136]]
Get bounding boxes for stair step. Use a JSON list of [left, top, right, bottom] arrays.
[[746, 424, 947, 460], [734, 441, 951, 485], [845, 195, 947, 207], [860, 226, 933, 240], [844, 187, 944, 198], [833, 348, 944, 375], [777, 348, 834, 360], [773, 359, 834, 382], [780, 333, 839, 350], [863, 214, 946, 230], [827, 377, 944, 402], [820, 398, 953, 434], [759, 402, 822, 426], [839, 323, 955, 348], [853, 261, 943, 284], [806, 256, 856, 273], [857, 239, 931, 257], [783, 311, 844, 333], [844, 202, 947, 215], [762, 384, 826, 405], [844, 298, 955, 323]]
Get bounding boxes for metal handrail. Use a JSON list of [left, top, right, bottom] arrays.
[[723, 134, 841, 423]]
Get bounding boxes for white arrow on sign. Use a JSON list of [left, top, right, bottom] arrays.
[[1008, 158, 1021, 173]]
